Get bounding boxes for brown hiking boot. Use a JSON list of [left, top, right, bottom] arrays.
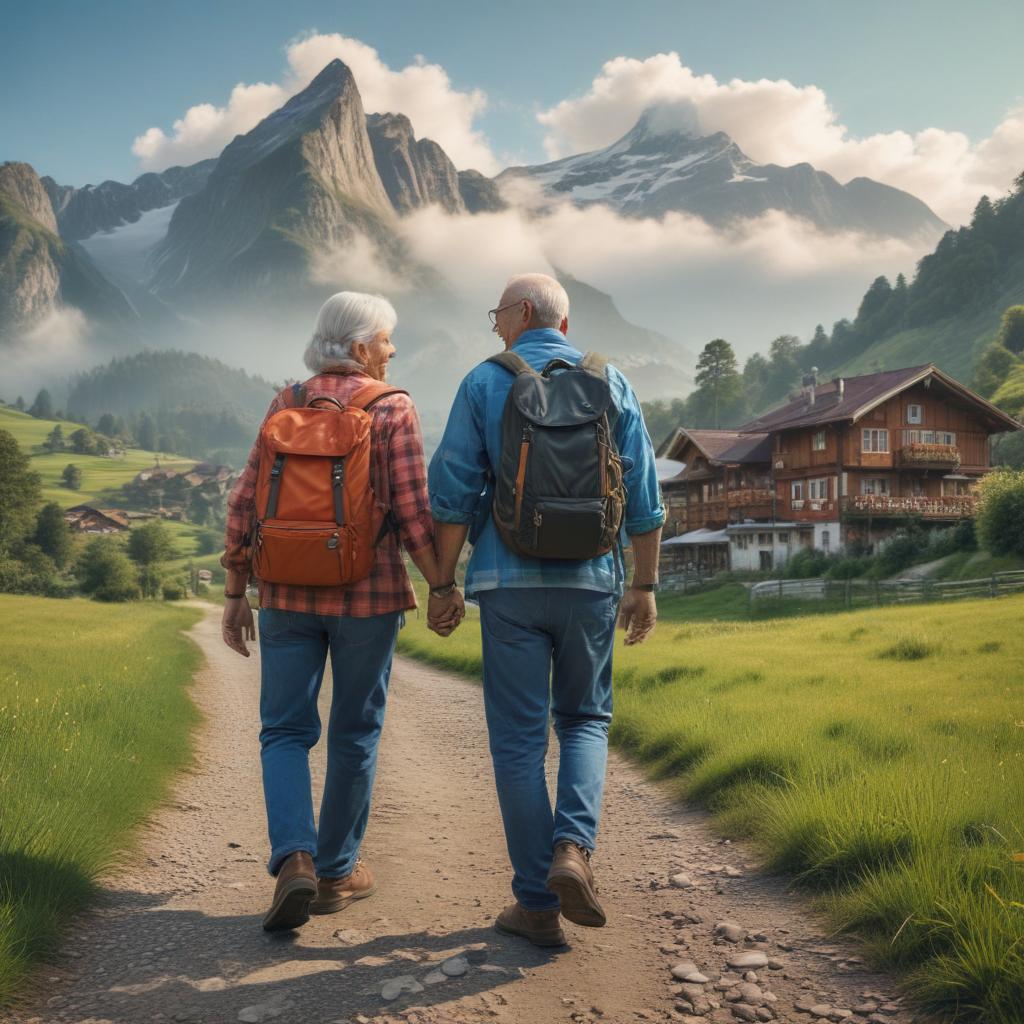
[[262, 851, 317, 931], [494, 902, 566, 947], [546, 840, 606, 927], [309, 859, 376, 915]]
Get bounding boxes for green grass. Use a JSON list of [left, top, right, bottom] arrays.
[[398, 588, 1024, 1023], [0, 595, 203, 1004], [930, 550, 1024, 582], [0, 406, 196, 509]]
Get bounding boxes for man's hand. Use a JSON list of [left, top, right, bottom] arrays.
[[428, 588, 465, 637], [617, 588, 657, 646], [222, 596, 255, 656]]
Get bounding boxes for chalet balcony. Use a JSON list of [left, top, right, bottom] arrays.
[[896, 442, 961, 470], [841, 494, 979, 519], [684, 489, 775, 530]]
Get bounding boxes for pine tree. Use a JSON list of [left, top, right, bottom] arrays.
[[28, 389, 53, 419], [136, 413, 157, 452], [996, 305, 1024, 354], [44, 425, 65, 452], [694, 339, 743, 428], [62, 463, 82, 491], [0, 429, 43, 552]]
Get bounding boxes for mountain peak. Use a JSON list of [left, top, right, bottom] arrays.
[[630, 99, 703, 141]]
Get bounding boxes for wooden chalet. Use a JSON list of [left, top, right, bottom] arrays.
[[63, 505, 130, 534], [658, 363, 1021, 569]]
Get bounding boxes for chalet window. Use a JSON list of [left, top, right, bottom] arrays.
[[909, 478, 925, 496], [861, 477, 891, 495], [862, 428, 889, 453], [812, 429, 827, 451], [821, 530, 831, 550], [913, 429, 957, 445], [808, 478, 829, 500], [907, 403, 923, 424], [758, 533, 772, 546], [791, 481, 804, 501], [778, 532, 790, 543]]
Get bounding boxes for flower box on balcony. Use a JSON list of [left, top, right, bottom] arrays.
[[898, 443, 961, 469]]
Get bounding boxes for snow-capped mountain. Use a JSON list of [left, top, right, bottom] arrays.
[[498, 102, 947, 241]]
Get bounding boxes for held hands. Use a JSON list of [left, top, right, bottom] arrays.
[[618, 587, 657, 646], [428, 587, 465, 637], [221, 597, 256, 656]]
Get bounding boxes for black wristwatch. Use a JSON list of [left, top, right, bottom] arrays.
[[630, 582, 657, 592], [429, 580, 458, 598]]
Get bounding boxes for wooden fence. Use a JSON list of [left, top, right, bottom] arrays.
[[748, 570, 1024, 609]]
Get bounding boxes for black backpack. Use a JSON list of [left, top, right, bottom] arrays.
[[488, 350, 625, 560]]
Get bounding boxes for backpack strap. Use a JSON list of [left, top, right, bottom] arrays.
[[579, 351, 610, 377], [280, 381, 307, 408], [487, 351, 538, 376], [347, 382, 409, 412]]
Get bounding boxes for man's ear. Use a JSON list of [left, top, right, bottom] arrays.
[[521, 299, 533, 326]]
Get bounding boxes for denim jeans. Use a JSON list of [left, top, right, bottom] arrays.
[[477, 587, 617, 910], [257, 607, 402, 878]]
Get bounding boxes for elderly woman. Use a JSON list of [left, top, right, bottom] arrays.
[[220, 291, 462, 931]]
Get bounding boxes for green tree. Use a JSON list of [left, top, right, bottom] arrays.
[[973, 341, 1019, 398], [130, 486, 175, 597], [62, 463, 82, 490], [33, 502, 73, 569], [693, 339, 743, 428], [14, 396, 25, 412], [28, 389, 53, 419], [43, 424, 65, 452], [996, 305, 1024, 354], [68, 427, 95, 454], [976, 469, 1024, 557], [96, 412, 117, 436], [75, 537, 140, 601], [136, 413, 157, 451], [0, 428, 42, 553]]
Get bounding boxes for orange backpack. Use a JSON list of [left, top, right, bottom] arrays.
[[250, 379, 406, 587]]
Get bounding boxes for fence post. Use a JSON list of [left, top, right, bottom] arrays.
[[991, 574, 997, 598], [778, 579, 784, 603], [874, 579, 880, 606]]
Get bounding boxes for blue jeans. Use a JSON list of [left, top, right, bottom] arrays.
[[477, 587, 616, 911], [257, 607, 402, 878]]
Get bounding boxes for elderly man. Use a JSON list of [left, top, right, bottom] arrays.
[[428, 273, 664, 946], [221, 290, 457, 932]]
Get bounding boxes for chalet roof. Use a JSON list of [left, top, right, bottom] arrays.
[[740, 363, 1022, 434], [662, 428, 771, 466]]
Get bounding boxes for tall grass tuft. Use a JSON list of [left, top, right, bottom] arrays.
[[0, 596, 201, 1005]]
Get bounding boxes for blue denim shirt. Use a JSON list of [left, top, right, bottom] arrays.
[[428, 328, 666, 597]]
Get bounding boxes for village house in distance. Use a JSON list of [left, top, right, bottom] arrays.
[[658, 363, 1022, 574]]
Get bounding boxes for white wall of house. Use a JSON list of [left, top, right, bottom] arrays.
[[812, 521, 842, 555], [728, 527, 804, 572]]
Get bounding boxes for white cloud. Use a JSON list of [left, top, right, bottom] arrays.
[[132, 33, 496, 175], [537, 52, 1024, 225], [393, 198, 921, 360], [132, 81, 288, 170]]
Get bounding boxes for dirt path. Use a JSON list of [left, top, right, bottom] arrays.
[[13, 605, 920, 1024]]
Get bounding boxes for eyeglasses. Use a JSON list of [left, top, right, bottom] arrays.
[[487, 300, 526, 331]]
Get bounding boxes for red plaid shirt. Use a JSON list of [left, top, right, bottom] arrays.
[[221, 371, 433, 617]]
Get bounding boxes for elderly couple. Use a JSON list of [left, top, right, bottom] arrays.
[[220, 272, 664, 947]]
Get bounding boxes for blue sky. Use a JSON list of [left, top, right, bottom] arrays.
[[3, 0, 1023, 189]]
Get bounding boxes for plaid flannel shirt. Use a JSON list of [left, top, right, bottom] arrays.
[[221, 371, 433, 617]]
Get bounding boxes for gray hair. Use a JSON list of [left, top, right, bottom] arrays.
[[502, 273, 569, 330], [303, 291, 398, 373]]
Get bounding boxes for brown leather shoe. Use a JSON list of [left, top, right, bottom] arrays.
[[262, 851, 317, 931], [546, 840, 606, 927], [494, 902, 566, 947], [309, 859, 377, 915]]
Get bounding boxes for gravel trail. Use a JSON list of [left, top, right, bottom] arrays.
[[11, 605, 923, 1024]]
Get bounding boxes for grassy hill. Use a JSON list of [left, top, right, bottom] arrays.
[[0, 404, 218, 570]]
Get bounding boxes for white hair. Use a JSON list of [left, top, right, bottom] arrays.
[[303, 291, 398, 373], [502, 273, 569, 330]]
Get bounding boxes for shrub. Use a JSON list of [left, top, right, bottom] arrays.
[[976, 469, 1024, 557], [0, 544, 67, 597], [75, 537, 140, 602], [162, 579, 186, 601], [826, 556, 870, 580], [784, 548, 832, 578], [195, 529, 222, 555]]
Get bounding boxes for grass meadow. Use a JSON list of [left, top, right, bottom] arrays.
[[398, 586, 1024, 1023], [0, 595, 202, 1005], [0, 406, 196, 509]]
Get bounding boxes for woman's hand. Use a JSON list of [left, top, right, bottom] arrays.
[[428, 588, 465, 637], [222, 597, 256, 656]]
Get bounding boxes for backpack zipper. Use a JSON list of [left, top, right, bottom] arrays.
[[513, 425, 533, 530], [532, 508, 543, 548]]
